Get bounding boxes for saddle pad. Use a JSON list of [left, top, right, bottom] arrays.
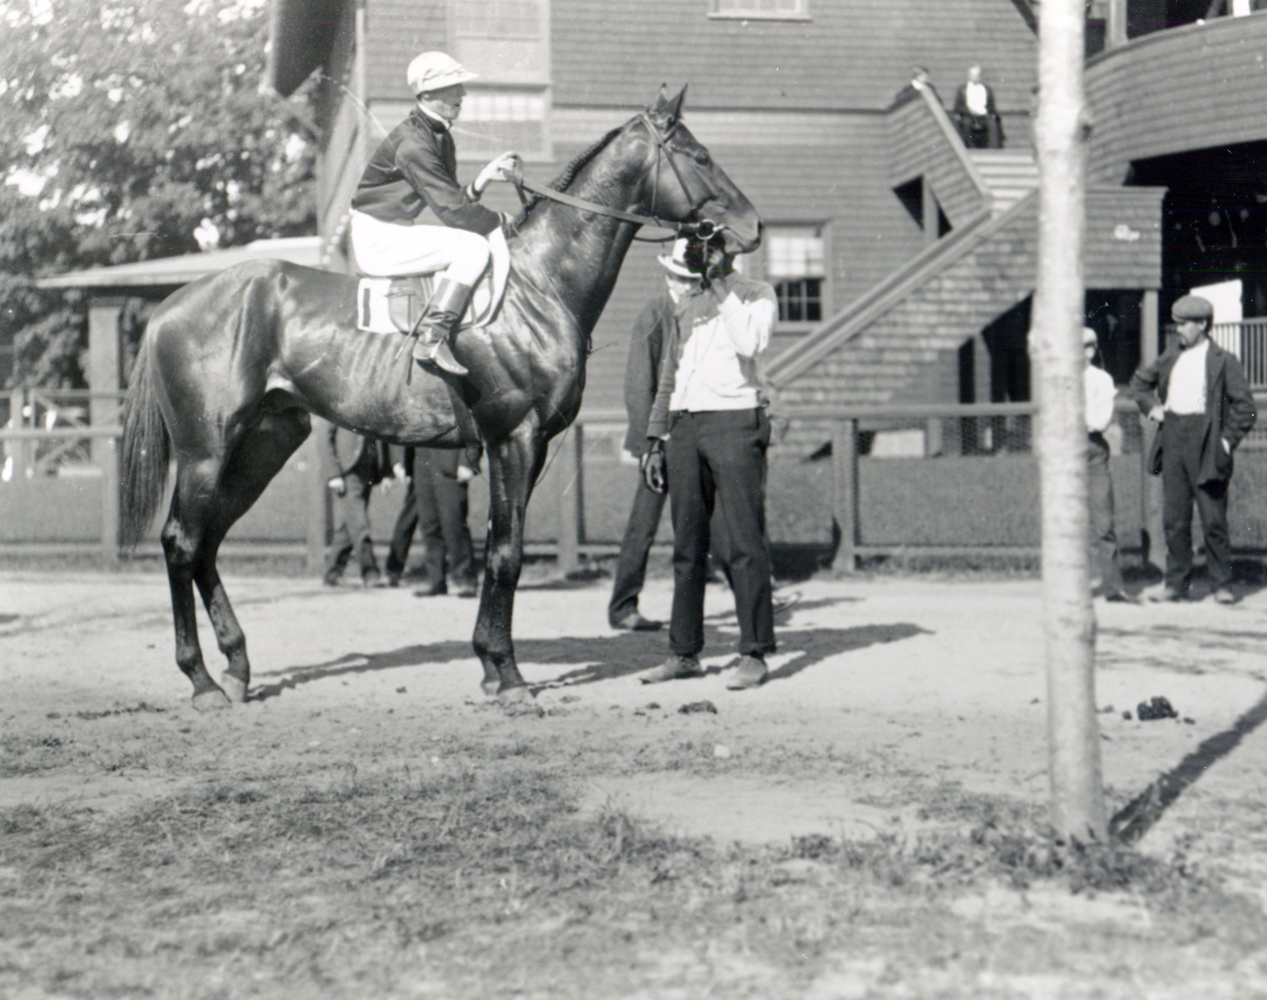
[[356, 227, 510, 335]]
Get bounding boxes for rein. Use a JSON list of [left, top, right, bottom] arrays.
[[514, 114, 720, 241]]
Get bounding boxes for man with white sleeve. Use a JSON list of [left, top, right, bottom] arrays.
[[1083, 327, 1134, 603], [639, 239, 779, 691]]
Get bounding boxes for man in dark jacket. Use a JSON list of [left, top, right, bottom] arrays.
[[953, 64, 1004, 149], [607, 240, 701, 631], [323, 425, 400, 587], [1130, 294, 1257, 602], [348, 50, 521, 377]]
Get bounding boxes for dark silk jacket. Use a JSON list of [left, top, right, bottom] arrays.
[[351, 108, 501, 236]]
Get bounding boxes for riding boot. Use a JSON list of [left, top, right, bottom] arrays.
[[410, 278, 472, 377]]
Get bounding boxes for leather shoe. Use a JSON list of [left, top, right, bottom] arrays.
[[726, 654, 769, 691], [639, 655, 703, 684], [614, 611, 663, 632], [412, 583, 448, 597], [1150, 585, 1187, 603], [1213, 586, 1238, 605], [454, 579, 478, 598], [1103, 589, 1139, 604]]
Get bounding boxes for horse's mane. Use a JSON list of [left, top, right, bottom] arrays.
[[512, 123, 625, 228]]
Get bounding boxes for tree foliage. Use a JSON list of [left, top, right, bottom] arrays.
[[0, 0, 317, 387]]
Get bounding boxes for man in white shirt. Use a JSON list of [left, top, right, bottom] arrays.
[[639, 239, 778, 690], [1083, 328, 1134, 602], [953, 64, 1004, 149], [1130, 295, 1257, 602]]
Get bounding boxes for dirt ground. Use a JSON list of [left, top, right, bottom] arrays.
[[3, 565, 1267, 997]]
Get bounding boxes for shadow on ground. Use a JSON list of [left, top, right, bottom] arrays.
[[250, 596, 925, 701], [1111, 686, 1267, 844]]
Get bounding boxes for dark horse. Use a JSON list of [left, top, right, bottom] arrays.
[[119, 86, 761, 709]]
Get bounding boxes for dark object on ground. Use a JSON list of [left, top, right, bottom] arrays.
[[1137, 696, 1179, 721], [678, 701, 718, 715]]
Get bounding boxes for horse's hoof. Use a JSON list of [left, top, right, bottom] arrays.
[[480, 678, 501, 698], [191, 688, 233, 712], [497, 684, 535, 703], [220, 674, 249, 704]]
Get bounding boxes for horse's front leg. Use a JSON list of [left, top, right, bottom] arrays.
[[473, 430, 545, 699]]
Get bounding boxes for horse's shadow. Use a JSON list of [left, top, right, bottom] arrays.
[[250, 595, 926, 701]]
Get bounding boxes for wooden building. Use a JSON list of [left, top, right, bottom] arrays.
[[266, 0, 1267, 453]]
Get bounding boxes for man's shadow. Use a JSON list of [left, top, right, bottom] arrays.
[[251, 595, 926, 700]]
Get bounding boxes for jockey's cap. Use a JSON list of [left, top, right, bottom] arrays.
[[408, 51, 478, 96], [657, 238, 696, 278]]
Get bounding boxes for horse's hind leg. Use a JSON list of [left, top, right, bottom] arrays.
[[162, 459, 234, 710], [163, 409, 309, 708], [193, 409, 311, 703]]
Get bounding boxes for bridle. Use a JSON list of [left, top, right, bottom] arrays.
[[514, 113, 722, 241]]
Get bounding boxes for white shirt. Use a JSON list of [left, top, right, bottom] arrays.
[[1165, 338, 1208, 415], [1083, 365, 1117, 434], [964, 81, 989, 116], [667, 276, 776, 414]]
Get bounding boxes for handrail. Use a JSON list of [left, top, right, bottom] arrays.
[[911, 85, 992, 201]]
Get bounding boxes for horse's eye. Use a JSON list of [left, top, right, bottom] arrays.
[[694, 150, 711, 166]]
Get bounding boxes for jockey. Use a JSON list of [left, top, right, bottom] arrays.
[[349, 51, 522, 377]]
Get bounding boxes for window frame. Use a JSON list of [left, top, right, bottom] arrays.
[[755, 222, 830, 332], [708, 0, 811, 22]]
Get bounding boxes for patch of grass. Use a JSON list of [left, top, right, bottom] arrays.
[[2, 763, 1263, 999]]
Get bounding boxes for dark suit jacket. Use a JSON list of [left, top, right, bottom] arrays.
[[622, 290, 675, 457], [1129, 339, 1257, 484], [325, 424, 394, 484]]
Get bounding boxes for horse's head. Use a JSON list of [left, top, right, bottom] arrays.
[[636, 85, 762, 255]]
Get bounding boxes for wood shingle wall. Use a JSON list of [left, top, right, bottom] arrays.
[[886, 89, 990, 228], [1086, 12, 1267, 184]]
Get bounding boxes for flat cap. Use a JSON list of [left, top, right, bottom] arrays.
[[1171, 294, 1214, 322]]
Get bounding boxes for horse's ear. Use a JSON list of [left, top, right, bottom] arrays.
[[650, 84, 687, 124], [666, 84, 688, 121]]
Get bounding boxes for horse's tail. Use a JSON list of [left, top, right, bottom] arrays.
[[119, 343, 170, 550]]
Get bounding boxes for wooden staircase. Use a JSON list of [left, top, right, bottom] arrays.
[[970, 148, 1039, 216]]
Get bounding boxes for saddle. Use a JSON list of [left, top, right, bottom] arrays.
[[355, 227, 511, 335]]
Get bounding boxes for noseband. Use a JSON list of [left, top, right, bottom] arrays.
[[514, 113, 722, 240]]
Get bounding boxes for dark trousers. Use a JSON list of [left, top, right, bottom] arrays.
[[607, 471, 735, 627], [665, 408, 775, 659], [385, 479, 420, 576], [608, 474, 668, 626], [1087, 433, 1126, 594], [414, 448, 476, 589], [1161, 414, 1231, 591], [327, 471, 378, 579]]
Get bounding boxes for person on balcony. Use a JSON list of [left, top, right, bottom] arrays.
[[1129, 295, 1257, 603], [348, 51, 522, 377], [953, 64, 1004, 149]]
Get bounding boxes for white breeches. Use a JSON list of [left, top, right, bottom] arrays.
[[350, 210, 491, 286]]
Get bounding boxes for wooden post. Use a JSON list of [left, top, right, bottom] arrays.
[[1033, 0, 1108, 844], [555, 427, 583, 576], [1106, 0, 1128, 49], [88, 298, 124, 563], [305, 436, 327, 572], [831, 418, 858, 575], [1139, 289, 1164, 570]]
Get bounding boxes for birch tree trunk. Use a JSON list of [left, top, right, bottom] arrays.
[[1032, 0, 1109, 844]]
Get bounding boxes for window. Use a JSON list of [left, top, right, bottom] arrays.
[[767, 226, 825, 325], [711, 0, 809, 20], [451, 0, 550, 157], [458, 88, 548, 158]]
